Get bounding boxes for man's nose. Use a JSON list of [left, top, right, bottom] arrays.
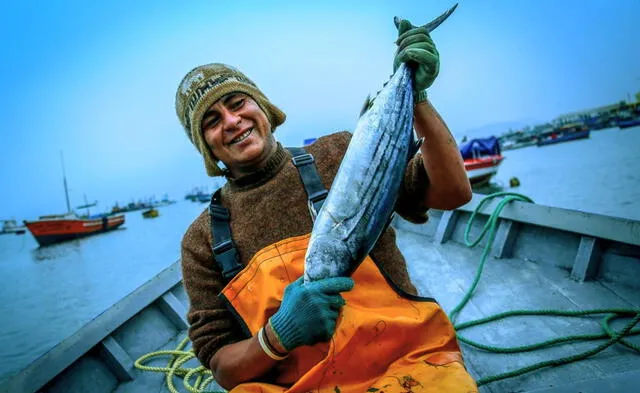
[[221, 110, 241, 131]]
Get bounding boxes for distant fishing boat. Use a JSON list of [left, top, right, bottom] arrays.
[[537, 123, 590, 146], [460, 136, 504, 187], [24, 213, 125, 247], [617, 117, 640, 129], [0, 219, 26, 235], [142, 208, 159, 219], [154, 194, 177, 207], [23, 153, 125, 247], [501, 138, 537, 151], [185, 188, 212, 203]]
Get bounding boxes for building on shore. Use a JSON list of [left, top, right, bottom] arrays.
[[552, 96, 640, 129]]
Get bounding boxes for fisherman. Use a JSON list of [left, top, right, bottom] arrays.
[[175, 17, 477, 392]]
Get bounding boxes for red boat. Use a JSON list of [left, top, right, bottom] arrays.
[[460, 136, 504, 186], [23, 153, 126, 247], [24, 213, 125, 247], [464, 155, 505, 186]]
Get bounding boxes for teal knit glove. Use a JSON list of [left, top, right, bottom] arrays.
[[270, 276, 354, 351], [393, 18, 440, 103]]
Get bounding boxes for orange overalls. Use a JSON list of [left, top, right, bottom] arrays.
[[219, 233, 478, 392]]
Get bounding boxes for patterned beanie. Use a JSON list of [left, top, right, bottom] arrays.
[[175, 63, 286, 176]]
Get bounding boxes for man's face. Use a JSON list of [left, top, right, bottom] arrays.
[[201, 93, 275, 176]]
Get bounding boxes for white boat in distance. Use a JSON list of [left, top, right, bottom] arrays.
[[0, 219, 26, 235]]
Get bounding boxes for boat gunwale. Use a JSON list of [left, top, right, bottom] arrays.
[[457, 193, 640, 247], [0, 260, 183, 393]]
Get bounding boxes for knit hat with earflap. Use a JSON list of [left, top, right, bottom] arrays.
[[175, 63, 286, 176]]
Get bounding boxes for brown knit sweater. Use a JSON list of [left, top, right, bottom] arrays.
[[180, 131, 431, 368]]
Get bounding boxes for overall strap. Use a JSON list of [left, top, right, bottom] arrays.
[[208, 189, 243, 280], [208, 147, 328, 281], [286, 146, 328, 220]]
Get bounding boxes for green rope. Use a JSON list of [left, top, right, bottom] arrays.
[[450, 192, 640, 386]]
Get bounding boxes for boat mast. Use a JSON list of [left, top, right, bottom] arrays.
[[60, 151, 71, 213], [83, 193, 90, 216]]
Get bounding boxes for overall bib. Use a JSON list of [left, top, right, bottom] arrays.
[[219, 234, 478, 392]]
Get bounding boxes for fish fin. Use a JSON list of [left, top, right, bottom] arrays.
[[359, 94, 373, 117], [422, 3, 458, 33], [408, 137, 424, 161], [359, 75, 396, 117]]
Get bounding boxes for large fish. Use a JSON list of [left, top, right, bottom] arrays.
[[303, 4, 458, 283]]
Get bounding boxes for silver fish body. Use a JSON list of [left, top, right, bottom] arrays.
[[303, 5, 458, 283], [304, 65, 414, 282]]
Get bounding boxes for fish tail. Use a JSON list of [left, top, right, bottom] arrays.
[[393, 3, 458, 34], [422, 3, 459, 33]]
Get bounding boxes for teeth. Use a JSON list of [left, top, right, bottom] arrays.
[[229, 129, 252, 145]]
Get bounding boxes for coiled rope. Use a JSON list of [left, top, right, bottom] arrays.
[[134, 335, 222, 393], [450, 191, 640, 386]]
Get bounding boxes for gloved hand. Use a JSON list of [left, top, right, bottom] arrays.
[[393, 17, 440, 103], [269, 276, 354, 352]]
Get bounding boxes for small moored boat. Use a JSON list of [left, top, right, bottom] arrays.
[[24, 213, 125, 247], [1, 219, 26, 235], [617, 117, 640, 129], [460, 136, 504, 187], [142, 208, 159, 219], [537, 123, 590, 146], [23, 153, 126, 247]]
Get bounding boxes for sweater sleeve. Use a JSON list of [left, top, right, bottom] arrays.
[[395, 153, 430, 224], [180, 211, 244, 368]]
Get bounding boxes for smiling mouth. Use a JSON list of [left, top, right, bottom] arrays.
[[228, 128, 253, 145]]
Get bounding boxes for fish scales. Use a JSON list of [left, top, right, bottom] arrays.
[[303, 66, 414, 282]]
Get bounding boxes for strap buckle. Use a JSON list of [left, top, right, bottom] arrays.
[[291, 153, 314, 167], [307, 190, 328, 220], [309, 190, 328, 204], [209, 204, 229, 220], [213, 239, 233, 255]]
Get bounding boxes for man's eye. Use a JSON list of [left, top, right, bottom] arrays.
[[205, 117, 219, 128], [231, 98, 245, 109]]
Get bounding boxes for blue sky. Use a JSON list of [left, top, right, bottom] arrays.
[[1, 0, 639, 220]]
